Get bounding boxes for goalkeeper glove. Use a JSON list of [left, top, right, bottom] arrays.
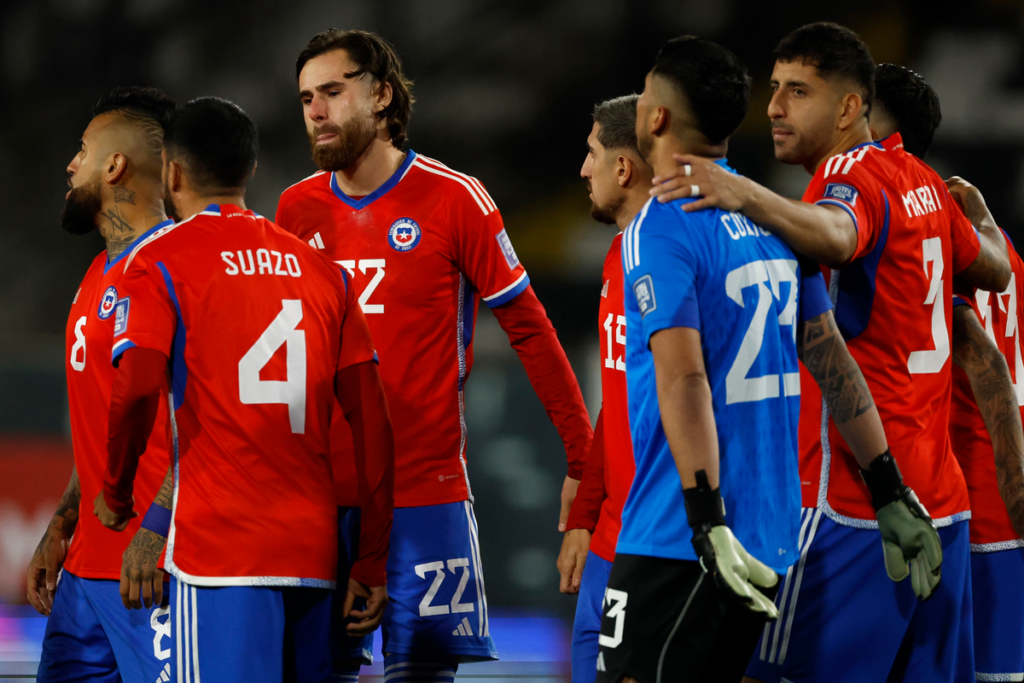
[[684, 471, 779, 620], [860, 451, 943, 600]]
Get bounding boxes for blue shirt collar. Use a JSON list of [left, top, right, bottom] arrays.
[[330, 151, 417, 210], [104, 218, 174, 273]]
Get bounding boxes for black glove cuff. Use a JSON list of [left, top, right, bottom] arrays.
[[683, 470, 726, 531], [859, 450, 906, 511]]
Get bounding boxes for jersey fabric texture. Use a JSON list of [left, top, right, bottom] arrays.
[[37, 572, 174, 683], [570, 550, 612, 683], [971, 548, 1024, 681], [747, 511, 973, 683], [64, 223, 173, 580], [617, 161, 832, 575], [111, 204, 377, 587], [275, 152, 535, 508], [379, 501, 496, 661], [170, 577, 331, 683], [798, 134, 981, 526], [950, 234, 1024, 550], [590, 235, 635, 562]]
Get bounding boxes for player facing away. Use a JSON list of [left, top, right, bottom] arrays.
[[93, 97, 396, 683], [276, 29, 593, 679], [650, 23, 1013, 683], [557, 94, 649, 683], [597, 36, 936, 683], [28, 86, 177, 683]]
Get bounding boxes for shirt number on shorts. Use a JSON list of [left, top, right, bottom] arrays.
[[599, 588, 628, 648], [907, 237, 950, 374], [238, 299, 307, 434], [70, 316, 87, 371], [414, 558, 474, 617], [338, 259, 385, 314], [724, 259, 800, 404], [150, 604, 171, 660]]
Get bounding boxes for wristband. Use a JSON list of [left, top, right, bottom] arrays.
[[140, 503, 172, 537], [683, 470, 726, 530], [859, 450, 905, 511]]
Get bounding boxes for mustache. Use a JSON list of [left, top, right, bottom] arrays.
[[772, 122, 795, 133], [311, 122, 344, 139]]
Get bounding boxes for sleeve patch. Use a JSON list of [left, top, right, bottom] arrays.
[[823, 183, 858, 205], [633, 274, 657, 319], [113, 297, 130, 336], [496, 229, 520, 270]]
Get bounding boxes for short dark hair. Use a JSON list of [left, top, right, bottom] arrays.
[[164, 97, 258, 191], [296, 29, 415, 148], [93, 86, 176, 129], [652, 36, 751, 145], [593, 95, 641, 156], [874, 63, 942, 159], [774, 22, 876, 117]]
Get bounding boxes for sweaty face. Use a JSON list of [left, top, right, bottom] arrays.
[[767, 60, 841, 167], [581, 123, 624, 225], [635, 72, 656, 163], [299, 49, 380, 172]]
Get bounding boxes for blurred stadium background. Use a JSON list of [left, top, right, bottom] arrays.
[[2, 0, 1024, 671]]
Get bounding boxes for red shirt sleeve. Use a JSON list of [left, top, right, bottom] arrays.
[[110, 258, 177, 366], [566, 408, 606, 532], [490, 286, 593, 477], [945, 190, 982, 275], [807, 156, 888, 264], [337, 269, 378, 370]]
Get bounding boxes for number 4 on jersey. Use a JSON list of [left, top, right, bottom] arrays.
[[238, 300, 307, 434]]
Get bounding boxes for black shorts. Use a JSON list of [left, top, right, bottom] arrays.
[[596, 553, 780, 683]]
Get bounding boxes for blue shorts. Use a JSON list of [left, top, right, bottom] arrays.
[[37, 570, 175, 683], [171, 576, 331, 683], [746, 509, 972, 683], [332, 506, 375, 667], [380, 500, 498, 661], [972, 546, 1024, 681], [571, 551, 613, 683]]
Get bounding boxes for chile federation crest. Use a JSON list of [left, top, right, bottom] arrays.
[[98, 285, 119, 320], [388, 218, 422, 252]]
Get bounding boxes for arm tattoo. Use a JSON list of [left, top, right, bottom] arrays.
[[799, 312, 875, 423], [952, 305, 1024, 537], [39, 468, 80, 548], [153, 467, 173, 509]]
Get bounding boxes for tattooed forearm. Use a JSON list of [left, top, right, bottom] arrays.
[[42, 469, 80, 543], [952, 305, 1024, 537], [799, 311, 874, 423], [152, 467, 173, 509]]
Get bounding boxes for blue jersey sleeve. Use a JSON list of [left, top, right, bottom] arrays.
[[622, 201, 702, 347], [797, 255, 832, 322]]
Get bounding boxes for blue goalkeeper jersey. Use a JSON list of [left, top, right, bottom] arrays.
[[617, 159, 832, 573]]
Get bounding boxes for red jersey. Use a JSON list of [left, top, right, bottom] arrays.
[[950, 234, 1024, 549], [590, 235, 636, 562], [112, 205, 378, 586], [798, 134, 980, 525], [64, 225, 172, 580], [276, 152, 534, 508]]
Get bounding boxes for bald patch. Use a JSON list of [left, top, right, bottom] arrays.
[[91, 110, 165, 179]]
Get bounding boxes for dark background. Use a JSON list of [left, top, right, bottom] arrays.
[[1, 0, 1023, 620]]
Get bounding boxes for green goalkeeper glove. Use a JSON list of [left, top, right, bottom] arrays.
[[861, 451, 943, 600], [684, 471, 780, 620]]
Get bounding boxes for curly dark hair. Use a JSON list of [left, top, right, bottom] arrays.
[[874, 63, 942, 159]]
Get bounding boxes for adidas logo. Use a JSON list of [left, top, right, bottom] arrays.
[[452, 617, 474, 636], [597, 652, 606, 671], [308, 232, 326, 249], [156, 662, 171, 682]]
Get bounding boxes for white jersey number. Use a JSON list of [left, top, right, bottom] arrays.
[[907, 237, 950, 374], [724, 259, 800, 404], [977, 274, 1024, 405], [603, 313, 626, 372], [70, 316, 87, 372], [414, 558, 474, 617], [338, 259, 385, 314], [238, 300, 307, 434]]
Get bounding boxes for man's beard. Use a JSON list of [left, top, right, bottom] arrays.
[[590, 195, 624, 225], [309, 115, 377, 172], [61, 175, 102, 235], [162, 184, 179, 222]]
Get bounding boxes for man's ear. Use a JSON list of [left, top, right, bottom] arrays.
[[837, 92, 865, 131], [374, 81, 393, 115], [166, 160, 183, 194], [616, 155, 633, 188], [650, 105, 670, 138], [105, 152, 128, 186]]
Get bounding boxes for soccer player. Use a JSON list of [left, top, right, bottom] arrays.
[[650, 23, 1012, 683], [557, 94, 649, 683], [276, 29, 593, 678], [93, 97, 395, 682], [597, 36, 936, 683], [26, 86, 177, 683]]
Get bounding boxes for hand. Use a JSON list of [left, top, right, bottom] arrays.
[[26, 525, 70, 615], [93, 492, 136, 531], [944, 176, 985, 211], [558, 476, 581, 532], [120, 528, 166, 609], [693, 525, 780, 619], [557, 528, 591, 594], [342, 578, 388, 636], [875, 493, 943, 600], [649, 154, 750, 213]]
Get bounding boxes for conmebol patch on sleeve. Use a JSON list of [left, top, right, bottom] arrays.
[[822, 183, 858, 205]]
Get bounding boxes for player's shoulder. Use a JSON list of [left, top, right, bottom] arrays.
[[408, 152, 498, 218], [278, 170, 331, 207]]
